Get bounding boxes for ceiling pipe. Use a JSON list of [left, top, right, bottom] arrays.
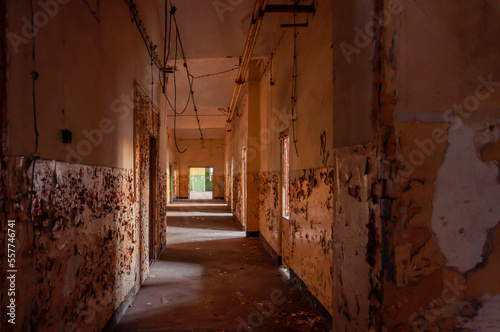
[[225, 0, 269, 131]]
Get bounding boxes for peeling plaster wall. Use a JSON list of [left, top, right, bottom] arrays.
[[232, 174, 243, 227], [380, 0, 500, 330], [158, 172, 168, 248], [284, 168, 334, 314], [332, 145, 380, 331], [1, 1, 169, 330], [432, 125, 500, 274], [134, 88, 161, 280], [2, 158, 137, 331], [330, 0, 387, 328], [384, 120, 500, 330], [257, 171, 280, 254]]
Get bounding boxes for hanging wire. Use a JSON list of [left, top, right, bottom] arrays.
[[28, 0, 40, 217], [172, 29, 186, 153], [82, 0, 101, 22], [192, 66, 240, 79], [291, 9, 299, 157], [269, 53, 275, 86], [127, 0, 205, 152], [127, 1, 162, 70], [170, 4, 203, 141], [161, 0, 168, 94], [150, 56, 154, 110]]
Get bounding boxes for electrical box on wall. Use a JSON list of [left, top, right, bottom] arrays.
[[61, 129, 72, 144]]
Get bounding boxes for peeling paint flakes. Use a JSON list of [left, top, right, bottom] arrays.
[[431, 125, 500, 273], [458, 294, 500, 331]]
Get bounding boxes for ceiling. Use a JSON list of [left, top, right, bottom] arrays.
[[152, 0, 283, 140]]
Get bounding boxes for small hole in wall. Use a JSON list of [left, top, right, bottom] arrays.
[[61, 129, 72, 144]]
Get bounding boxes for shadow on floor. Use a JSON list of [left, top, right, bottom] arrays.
[[115, 200, 328, 332]]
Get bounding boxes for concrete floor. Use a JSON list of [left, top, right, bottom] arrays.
[[115, 199, 329, 332], [189, 191, 213, 200]]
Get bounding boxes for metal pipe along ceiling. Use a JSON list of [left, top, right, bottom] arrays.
[[225, 0, 269, 131]]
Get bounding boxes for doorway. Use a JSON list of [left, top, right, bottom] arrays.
[[189, 167, 213, 199]]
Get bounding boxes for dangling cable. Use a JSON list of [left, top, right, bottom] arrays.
[[172, 11, 203, 141], [291, 10, 299, 157], [173, 29, 186, 154], [270, 53, 275, 86], [127, 0, 204, 151], [82, 0, 101, 22], [150, 56, 154, 111], [28, 0, 40, 218]]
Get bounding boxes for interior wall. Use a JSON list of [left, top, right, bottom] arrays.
[[175, 139, 225, 198], [5, 0, 167, 169], [0, 1, 169, 330], [382, 0, 500, 330]]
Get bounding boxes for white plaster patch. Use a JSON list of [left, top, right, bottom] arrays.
[[459, 294, 500, 331], [431, 125, 500, 273]]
